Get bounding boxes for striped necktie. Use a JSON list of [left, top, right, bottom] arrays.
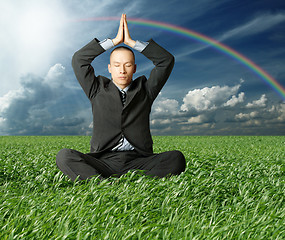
[[120, 90, 126, 106]]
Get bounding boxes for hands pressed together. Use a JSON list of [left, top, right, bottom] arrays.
[[112, 14, 136, 48]]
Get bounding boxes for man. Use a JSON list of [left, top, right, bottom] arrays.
[[56, 14, 186, 181]]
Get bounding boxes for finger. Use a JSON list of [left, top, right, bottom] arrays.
[[124, 15, 129, 34], [119, 14, 124, 29], [124, 14, 128, 26], [114, 14, 124, 45]]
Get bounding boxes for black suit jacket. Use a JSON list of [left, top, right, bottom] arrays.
[[72, 38, 174, 156]]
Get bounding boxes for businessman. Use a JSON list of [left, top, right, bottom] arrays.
[[56, 14, 186, 181]]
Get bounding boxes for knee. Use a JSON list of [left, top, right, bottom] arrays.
[[56, 148, 73, 168], [170, 150, 186, 175]]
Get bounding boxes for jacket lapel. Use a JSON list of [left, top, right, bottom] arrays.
[[105, 78, 142, 109], [105, 79, 124, 109], [124, 79, 141, 108]]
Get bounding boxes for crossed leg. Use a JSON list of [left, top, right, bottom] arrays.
[[56, 148, 186, 181]]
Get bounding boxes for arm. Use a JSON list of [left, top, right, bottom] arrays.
[[142, 40, 175, 101], [123, 14, 174, 100], [72, 39, 105, 99], [72, 14, 173, 101], [72, 14, 125, 99]]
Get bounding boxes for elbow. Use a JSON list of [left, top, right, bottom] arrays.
[[71, 51, 79, 69], [169, 54, 175, 70], [171, 54, 175, 66]]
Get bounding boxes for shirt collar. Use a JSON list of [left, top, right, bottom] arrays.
[[112, 80, 132, 92]]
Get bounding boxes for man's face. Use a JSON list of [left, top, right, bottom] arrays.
[[108, 49, 136, 89]]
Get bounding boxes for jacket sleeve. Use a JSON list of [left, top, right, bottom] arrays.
[[141, 39, 175, 101], [71, 38, 105, 99]]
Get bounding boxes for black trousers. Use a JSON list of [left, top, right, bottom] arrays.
[[56, 148, 186, 181]]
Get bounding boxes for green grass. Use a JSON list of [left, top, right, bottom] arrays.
[[0, 136, 284, 239]]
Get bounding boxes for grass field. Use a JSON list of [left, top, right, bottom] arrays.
[[0, 136, 284, 239]]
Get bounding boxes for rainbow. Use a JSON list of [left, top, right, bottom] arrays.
[[74, 17, 285, 101]]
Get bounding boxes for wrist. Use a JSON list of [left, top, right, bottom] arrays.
[[99, 38, 114, 50], [125, 39, 136, 48], [112, 38, 122, 46], [112, 38, 118, 46]]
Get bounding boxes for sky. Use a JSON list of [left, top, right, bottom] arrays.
[[0, 0, 285, 136]]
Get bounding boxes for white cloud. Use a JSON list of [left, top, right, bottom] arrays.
[[152, 97, 179, 116], [264, 103, 285, 123], [220, 13, 285, 41], [0, 89, 21, 113], [175, 12, 285, 59], [277, 104, 285, 122], [235, 111, 259, 120], [46, 64, 66, 79], [45, 63, 66, 88], [224, 92, 245, 107], [151, 119, 171, 125], [181, 83, 241, 112], [150, 81, 285, 135], [187, 114, 207, 124], [246, 94, 267, 108]]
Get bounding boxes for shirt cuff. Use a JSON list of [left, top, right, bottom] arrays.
[[99, 38, 148, 52], [133, 40, 149, 52], [99, 38, 114, 50]]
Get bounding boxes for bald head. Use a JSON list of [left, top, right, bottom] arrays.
[[110, 46, 135, 63]]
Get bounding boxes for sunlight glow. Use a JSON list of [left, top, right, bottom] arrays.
[[18, 6, 59, 49]]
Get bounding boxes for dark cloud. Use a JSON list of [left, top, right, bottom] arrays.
[[0, 64, 92, 135]]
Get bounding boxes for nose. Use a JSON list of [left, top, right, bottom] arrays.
[[120, 66, 126, 74]]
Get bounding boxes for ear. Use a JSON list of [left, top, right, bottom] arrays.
[[133, 64, 137, 74], [108, 64, 111, 73]]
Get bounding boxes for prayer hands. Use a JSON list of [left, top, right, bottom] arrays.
[[112, 14, 136, 48]]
